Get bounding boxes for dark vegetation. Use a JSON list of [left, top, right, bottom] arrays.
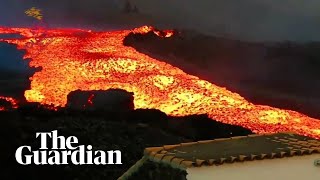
[[127, 159, 187, 180], [1, 97, 252, 180], [124, 30, 320, 119]]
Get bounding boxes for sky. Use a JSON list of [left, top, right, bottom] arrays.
[[132, 0, 320, 42], [0, 0, 125, 27], [0, 0, 320, 41]]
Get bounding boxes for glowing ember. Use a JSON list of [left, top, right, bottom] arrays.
[[87, 93, 95, 107], [0, 26, 319, 139], [0, 96, 19, 110]]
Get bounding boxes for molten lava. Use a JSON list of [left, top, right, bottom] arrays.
[[0, 96, 18, 111], [0, 26, 319, 139]]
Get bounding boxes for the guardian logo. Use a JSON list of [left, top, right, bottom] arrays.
[[15, 130, 122, 165]]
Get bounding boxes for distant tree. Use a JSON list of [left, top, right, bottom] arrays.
[[123, 0, 139, 13], [123, 0, 132, 13], [25, 7, 43, 20], [132, 5, 139, 13]]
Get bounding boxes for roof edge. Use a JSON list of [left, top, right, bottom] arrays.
[[117, 156, 148, 180], [144, 133, 292, 155], [143, 132, 320, 168]]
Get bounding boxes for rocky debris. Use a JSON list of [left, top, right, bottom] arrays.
[[167, 114, 252, 140], [0, 98, 12, 110], [66, 89, 134, 111], [0, 106, 252, 180]]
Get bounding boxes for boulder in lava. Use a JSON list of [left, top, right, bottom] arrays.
[[66, 89, 134, 111]]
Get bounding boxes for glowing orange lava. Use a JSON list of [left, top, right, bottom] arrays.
[[0, 96, 18, 110], [0, 26, 319, 139]]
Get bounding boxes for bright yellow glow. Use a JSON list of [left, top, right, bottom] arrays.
[[0, 26, 319, 139]]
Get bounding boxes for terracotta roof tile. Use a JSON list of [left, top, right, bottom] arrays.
[[153, 154, 166, 162], [238, 155, 247, 161], [207, 159, 217, 165], [195, 159, 206, 166], [144, 133, 320, 168], [180, 142, 198, 146], [163, 144, 180, 150], [219, 158, 227, 164], [144, 147, 163, 155], [180, 160, 194, 168], [229, 156, 238, 163], [171, 157, 184, 166], [162, 155, 176, 163]]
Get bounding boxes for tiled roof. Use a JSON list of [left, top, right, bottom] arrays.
[[144, 133, 320, 169]]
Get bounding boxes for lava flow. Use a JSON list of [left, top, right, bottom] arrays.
[[0, 26, 319, 139], [0, 96, 19, 111]]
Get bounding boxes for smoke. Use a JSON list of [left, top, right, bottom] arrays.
[[1, 0, 320, 41], [0, 42, 35, 73], [131, 0, 320, 42], [0, 0, 138, 29]]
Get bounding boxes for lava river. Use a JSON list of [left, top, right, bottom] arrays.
[[0, 26, 319, 139]]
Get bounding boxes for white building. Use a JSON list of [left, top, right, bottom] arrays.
[[119, 132, 320, 180]]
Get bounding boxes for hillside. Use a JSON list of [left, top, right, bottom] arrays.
[[1, 104, 252, 180], [124, 29, 320, 119]]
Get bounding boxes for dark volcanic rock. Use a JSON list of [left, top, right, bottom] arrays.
[[0, 98, 13, 110], [168, 114, 252, 140], [123, 30, 320, 119], [66, 89, 134, 111], [1, 105, 252, 180]]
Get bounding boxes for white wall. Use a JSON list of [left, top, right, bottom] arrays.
[[187, 154, 320, 180], [132, 0, 320, 42]]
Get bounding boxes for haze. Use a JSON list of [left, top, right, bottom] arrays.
[[1, 0, 320, 41]]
